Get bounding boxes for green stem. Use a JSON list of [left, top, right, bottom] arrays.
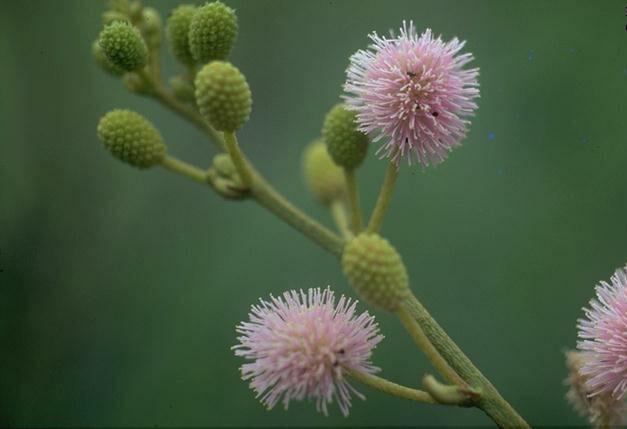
[[403, 294, 530, 428], [330, 200, 353, 239], [397, 306, 465, 387], [345, 368, 436, 405], [251, 175, 345, 257], [160, 155, 207, 184], [344, 169, 363, 233], [367, 162, 398, 233], [224, 132, 253, 188]]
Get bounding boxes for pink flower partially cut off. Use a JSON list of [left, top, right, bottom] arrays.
[[344, 21, 480, 166], [233, 287, 383, 416], [578, 264, 627, 400]]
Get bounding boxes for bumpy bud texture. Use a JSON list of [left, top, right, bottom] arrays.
[[99, 21, 148, 72], [167, 5, 196, 65], [92, 40, 124, 76], [342, 233, 410, 311], [195, 61, 252, 132], [322, 104, 369, 170], [302, 140, 346, 205], [188, 1, 238, 63], [97, 110, 166, 168]]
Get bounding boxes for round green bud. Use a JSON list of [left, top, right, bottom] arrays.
[[98, 21, 148, 72], [166, 5, 196, 65], [195, 61, 251, 132], [97, 109, 166, 168], [92, 40, 124, 76], [188, 1, 238, 63], [342, 233, 410, 311], [322, 103, 369, 170], [102, 10, 129, 26], [302, 140, 346, 205], [140, 7, 162, 49]]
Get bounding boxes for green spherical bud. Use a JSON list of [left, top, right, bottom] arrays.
[[302, 140, 346, 205], [167, 5, 196, 65], [322, 103, 369, 170], [140, 7, 162, 49], [98, 21, 148, 72], [188, 1, 238, 63], [92, 40, 124, 76], [342, 233, 410, 311], [97, 109, 166, 168], [195, 61, 251, 132]]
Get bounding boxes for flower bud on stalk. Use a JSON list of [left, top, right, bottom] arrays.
[[167, 4, 197, 66], [97, 109, 166, 168], [302, 140, 346, 205], [188, 1, 238, 63], [98, 21, 148, 72], [322, 103, 369, 170]]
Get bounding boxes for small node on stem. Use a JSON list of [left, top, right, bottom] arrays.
[[422, 374, 480, 407], [97, 109, 166, 168]]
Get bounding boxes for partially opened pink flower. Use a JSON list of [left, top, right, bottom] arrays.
[[344, 21, 480, 166], [577, 264, 627, 399], [233, 287, 383, 416]]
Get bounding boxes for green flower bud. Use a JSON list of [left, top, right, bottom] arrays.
[[302, 140, 346, 205], [140, 7, 162, 49], [166, 5, 196, 66], [92, 40, 124, 76], [102, 10, 129, 26], [188, 1, 238, 63], [98, 21, 148, 72], [97, 109, 166, 168], [211, 154, 247, 199], [342, 233, 410, 311], [195, 61, 251, 132], [322, 103, 369, 170]]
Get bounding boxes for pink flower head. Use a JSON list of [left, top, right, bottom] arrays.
[[344, 21, 480, 167], [577, 264, 627, 399], [233, 287, 383, 416]]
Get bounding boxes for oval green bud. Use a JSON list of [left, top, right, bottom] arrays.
[[92, 40, 124, 76], [188, 1, 238, 63], [322, 103, 369, 170], [166, 5, 196, 66], [98, 21, 148, 72], [195, 61, 252, 132], [302, 140, 346, 205], [342, 233, 410, 311], [97, 109, 166, 168]]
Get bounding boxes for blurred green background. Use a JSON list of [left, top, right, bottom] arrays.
[[2, 0, 627, 426]]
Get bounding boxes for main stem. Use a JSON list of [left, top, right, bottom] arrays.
[[367, 162, 398, 233], [403, 294, 530, 428], [344, 169, 363, 233]]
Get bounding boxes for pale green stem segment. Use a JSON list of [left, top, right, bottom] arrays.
[[160, 155, 208, 185], [344, 169, 363, 234], [397, 305, 465, 387], [367, 162, 399, 233], [345, 368, 436, 405], [224, 132, 253, 188], [403, 294, 531, 429], [330, 200, 353, 239]]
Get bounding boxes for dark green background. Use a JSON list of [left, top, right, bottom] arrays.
[[2, 0, 626, 426]]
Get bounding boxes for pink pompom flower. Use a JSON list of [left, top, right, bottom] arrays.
[[577, 264, 627, 399], [233, 287, 383, 416], [344, 21, 480, 166]]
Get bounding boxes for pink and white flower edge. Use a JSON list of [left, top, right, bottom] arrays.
[[344, 21, 480, 167], [578, 265, 627, 400], [233, 288, 383, 416]]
